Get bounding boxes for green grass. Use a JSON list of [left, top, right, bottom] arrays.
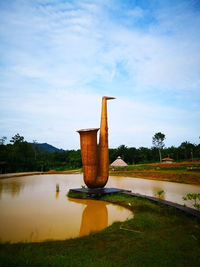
[[0, 193, 200, 266], [67, 189, 87, 199], [111, 163, 200, 172], [109, 161, 200, 184]]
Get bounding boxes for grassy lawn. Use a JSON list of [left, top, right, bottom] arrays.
[[110, 161, 200, 184], [0, 193, 199, 267]]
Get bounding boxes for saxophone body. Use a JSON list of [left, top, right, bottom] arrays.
[[77, 96, 115, 188]]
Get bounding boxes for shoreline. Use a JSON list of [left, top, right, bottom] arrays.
[[109, 171, 200, 185], [0, 172, 44, 179], [1, 170, 200, 185], [0, 170, 80, 179]]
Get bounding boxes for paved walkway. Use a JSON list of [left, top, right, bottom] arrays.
[[123, 191, 200, 220]]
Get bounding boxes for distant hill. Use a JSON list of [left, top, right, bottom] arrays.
[[31, 143, 65, 153]]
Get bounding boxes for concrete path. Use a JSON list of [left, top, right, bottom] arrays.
[[123, 191, 200, 220]]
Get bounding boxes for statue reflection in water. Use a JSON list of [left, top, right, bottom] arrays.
[[0, 181, 25, 198], [68, 198, 108, 237]]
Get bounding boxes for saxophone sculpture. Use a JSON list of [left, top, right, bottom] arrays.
[[77, 96, 115, 188]]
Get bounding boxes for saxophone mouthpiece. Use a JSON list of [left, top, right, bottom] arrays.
[[103, 96, 116, 100]]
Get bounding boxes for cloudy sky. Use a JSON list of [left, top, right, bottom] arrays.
[[0, 0, 200, 149]]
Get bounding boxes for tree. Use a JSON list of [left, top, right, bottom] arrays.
[[0, 136, 7, 145], [32, 140, 39, 160], [10, 133, 24, 144], [152, 132, 165, 162], [179, 141, 195, 160], [138, 147, 152, 163], [117, 145, 128, 161]]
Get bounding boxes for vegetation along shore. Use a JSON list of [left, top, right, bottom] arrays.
[[110, 161, 200, 185], [1, 161, 200, 185], [0, 133, 200, 174], [1, 133, 200, 185]]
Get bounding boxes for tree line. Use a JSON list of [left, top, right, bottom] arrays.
[[0, 134, 82, 173], [0, 133, 199, 174]]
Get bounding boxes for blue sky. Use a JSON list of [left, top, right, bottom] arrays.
[[0, 0, 200, 149]]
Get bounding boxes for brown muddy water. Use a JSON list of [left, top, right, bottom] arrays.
[[0, 174, 132, 243], [107, 176, 200, 205], [0, 174, 199, 243]]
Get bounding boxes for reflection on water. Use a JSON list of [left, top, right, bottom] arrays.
[[55, 191, 59, 199], [80, 202, 108, 236], [0, 175, 132, 243], [0, 180, 25, 197], [151, 186, 166, 200], [69, 198, 108, 236]]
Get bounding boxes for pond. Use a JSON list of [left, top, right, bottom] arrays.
[[0, 174, 132, 243], [107, 176, 200, 205], [0, 174, 199, 243]]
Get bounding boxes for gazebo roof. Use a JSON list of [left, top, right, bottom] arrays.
[[110, 156, 128, 167]]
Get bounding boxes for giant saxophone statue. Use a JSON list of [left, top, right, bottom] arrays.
[[77, 96, 115, 188]]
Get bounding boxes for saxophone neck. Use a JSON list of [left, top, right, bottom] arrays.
[[100, 96, 115, 133], [98, 96, 115, 183]]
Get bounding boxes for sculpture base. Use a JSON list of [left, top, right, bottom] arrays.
[[69, 187, 131, 198]]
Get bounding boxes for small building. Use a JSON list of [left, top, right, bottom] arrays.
[[162, 157, 174, 163], [110, 156, 128, 167]]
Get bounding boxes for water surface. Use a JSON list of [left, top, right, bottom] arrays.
[[0, 174, 199, 243], [108, 176, 200, 205], [0, 174, 132, 243]]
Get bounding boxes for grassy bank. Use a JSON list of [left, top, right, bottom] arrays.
[[0, 193, 199, 266], [110, 161, 200, 184], [1, 161, 200, 185]]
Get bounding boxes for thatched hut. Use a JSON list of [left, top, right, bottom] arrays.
[[110, 156, 128, 167]]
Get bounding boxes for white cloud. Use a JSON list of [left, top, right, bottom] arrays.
[[0, 0, 200, 149], [1, 89, 199, 149], [1, 0, 200, 92]]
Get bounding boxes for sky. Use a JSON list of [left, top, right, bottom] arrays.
[[0, 0, 200, 150]]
